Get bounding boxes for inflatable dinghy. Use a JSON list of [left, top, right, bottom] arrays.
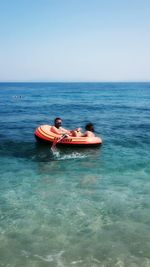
[[34, 125, 102, 147]]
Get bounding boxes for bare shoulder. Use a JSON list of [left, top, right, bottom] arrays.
[[51, 126, 61, 134]]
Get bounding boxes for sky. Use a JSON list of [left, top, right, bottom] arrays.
[[0, 0, 150, 82]]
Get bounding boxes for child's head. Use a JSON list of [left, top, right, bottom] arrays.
[[85, 123, 94, 132]]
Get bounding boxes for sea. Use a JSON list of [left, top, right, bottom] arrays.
[[0, 82, 150, 267]]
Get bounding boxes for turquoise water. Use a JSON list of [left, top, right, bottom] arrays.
[[0, 82, 150, 267]]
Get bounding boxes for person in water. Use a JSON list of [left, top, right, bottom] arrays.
[[51, 117, 80, 136]]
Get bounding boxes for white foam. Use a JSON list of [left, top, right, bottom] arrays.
[[58, 152, 86, 160], [34, 254, 53, 262], [71, 259, 83, 264], [50, 148, 87, 160], [51, 149, 60, 158], [34, 251, 65, 266]]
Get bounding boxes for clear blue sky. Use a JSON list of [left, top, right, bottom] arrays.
[[0, 0, 150, 82]]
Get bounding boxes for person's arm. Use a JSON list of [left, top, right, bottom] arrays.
[[51, 126, 71, 135], [70, 128, 82, 137], [51, 126, 82, 136], [60, 127, 71, 135]]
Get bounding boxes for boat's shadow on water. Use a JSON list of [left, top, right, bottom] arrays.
[[34, 142, 101, 161], [0, 140, 101, 162]]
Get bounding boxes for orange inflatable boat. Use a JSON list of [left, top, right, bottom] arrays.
[[34, 125, 102, 147]]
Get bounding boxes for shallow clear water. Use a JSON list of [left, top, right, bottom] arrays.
[[0, 82, 150, 267]]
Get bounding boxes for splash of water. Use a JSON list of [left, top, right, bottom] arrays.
[[58, 152, 87, 160], [50, 148, 86, 161]]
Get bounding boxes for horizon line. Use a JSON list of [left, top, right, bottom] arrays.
[[0, 80, 150, 83]]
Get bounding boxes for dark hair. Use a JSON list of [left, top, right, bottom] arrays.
[[85, 123, 94, 132], [54, 117, 62, 123]]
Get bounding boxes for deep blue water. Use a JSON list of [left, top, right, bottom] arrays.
[[0, 82, 150, 267]]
